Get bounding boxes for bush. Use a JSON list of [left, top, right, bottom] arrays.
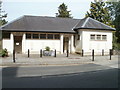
[[45, 46, 50, 51], [113, 43, 120, 50], [0, 48, 8, 57]]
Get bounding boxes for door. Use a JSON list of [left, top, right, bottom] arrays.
[[63, 37, 69, 53], [14, 36, 22, 54]]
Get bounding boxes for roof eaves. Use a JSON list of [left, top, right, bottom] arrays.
[[75, 27, 115, 31], [1, 29, 76, 33]]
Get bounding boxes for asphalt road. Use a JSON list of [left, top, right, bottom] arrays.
[[2, 64, 119, 88]]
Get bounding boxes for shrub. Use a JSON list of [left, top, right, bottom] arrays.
[[45, 46, 50, 51], [0, 48, 8, 57], [113, 43, 120, 50]]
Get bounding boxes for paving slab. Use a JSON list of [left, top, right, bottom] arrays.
[[1, 54, 119, 68]]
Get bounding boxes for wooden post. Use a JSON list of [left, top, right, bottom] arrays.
[[13, 49, 15, 63], [28, 49, 30, 58], [92, 49, 94, 61], [67, 50, 69, 57], [102, 49, 104, 56], [54, 49, 56, 57], [40, 49, 42, 57], [82, 49, 84, 57], [110, 49, 112, 60]]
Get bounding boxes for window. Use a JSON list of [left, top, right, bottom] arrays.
[[26, 34, 31, 39], [54, 34, 60, 39], [90, 34, 95, 40], [102, 35, 107, 40], [90, 34, 107, 41], [33, 34, 39, 39], [96, 35, 101, 40], [47, 34, 53, 39], [2, 32, 10, 39], [40, 34, 46, 39]]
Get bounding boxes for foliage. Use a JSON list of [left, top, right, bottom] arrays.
[[113, 43, 120, 50], [0, 41, 1, 47], [112, 32, 120, 50], [56, 3, 72, 18], [0, 48, 8, 57], [0, 1, 8, 26], [106, 1, 120, 44], [85, 1, 113, 27], [45, 46, 50, 51]]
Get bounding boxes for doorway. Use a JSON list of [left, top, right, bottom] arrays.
[[63, 37, 69, 53], [14, 36, 22, 54]]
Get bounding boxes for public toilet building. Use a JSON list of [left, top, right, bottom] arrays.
[[1, 15, 115, 55]]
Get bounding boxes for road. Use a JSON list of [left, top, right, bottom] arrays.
[[2, 64, 119, 88]]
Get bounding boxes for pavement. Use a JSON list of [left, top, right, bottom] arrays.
[[1, 53, 119, 88], [0, 54, 119, 67], [1, 54, 119, 76]]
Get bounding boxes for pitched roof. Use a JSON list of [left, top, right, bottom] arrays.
[[1, 15, 80, 33], [1, 15, 115, 33], [74, 17, 115, 31]]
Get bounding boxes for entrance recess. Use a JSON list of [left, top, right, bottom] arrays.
[[63, 37, 69, 53], [14, 36, 22, 54]]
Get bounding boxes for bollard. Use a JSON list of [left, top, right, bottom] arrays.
[[82, 49, 84, 57], [102, 49, 104, 56], [92, 49, 94, 61], [110, 49, 112, 60], [40, 49, 42, 57], [13, 49, 15, 63], [66, 50, 69, 57], [54, 49, 56, 57], [28, 49, 30, 58]]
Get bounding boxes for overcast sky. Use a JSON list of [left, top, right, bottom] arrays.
[[2, 0, 94, 22]]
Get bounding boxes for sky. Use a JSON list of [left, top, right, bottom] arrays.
[[2, 0, 95, 22]]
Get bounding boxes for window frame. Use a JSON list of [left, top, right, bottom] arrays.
[[47, 34, 53, 39], [26, 33, 32, 39], [54, 34, 60, 40], [102, 35, 107, 40], [26, 33, 62, 40], [96, 34, 101, 40], [90, 34, 95, 40], [90, 34, 107, 41], [2, 32, 11, 39], [33, 34, 39, 39], [40, 34, 46, 39]]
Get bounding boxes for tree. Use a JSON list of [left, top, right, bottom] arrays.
[[0, 1, 8, 53], [56, 3, 72, 18], [0, 1, 7, 26], [86, 1, 113, 27], [107, 1, 120, 49]]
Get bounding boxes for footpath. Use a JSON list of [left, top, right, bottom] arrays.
[[1, 54, 119, 77], [1, 54, 119, 68]]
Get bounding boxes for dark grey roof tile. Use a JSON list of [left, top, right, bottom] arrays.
[[1, 15, 115, 33], [74, 17, 115, 30]]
